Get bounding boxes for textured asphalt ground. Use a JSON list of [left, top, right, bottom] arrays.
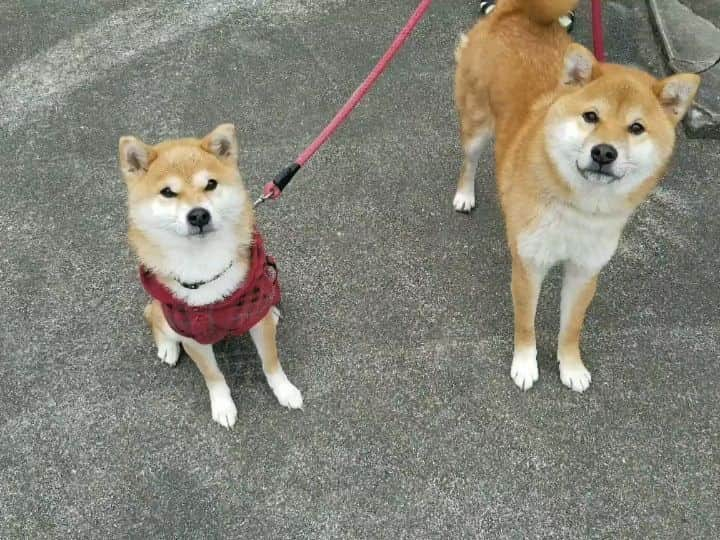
[[1, 1, 718, 538]]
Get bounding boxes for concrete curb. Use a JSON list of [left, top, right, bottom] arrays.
[[648, 0, 720, 138]]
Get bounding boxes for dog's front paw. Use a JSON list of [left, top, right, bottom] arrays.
[[157, 339, 180, 366], [267, 372, 303, 409], [559, 360, 591, 393], [510, 348, 538, 391], [210, 389, 238, 428], [453, 189, 476, 213], [274, 381, 303, 410]]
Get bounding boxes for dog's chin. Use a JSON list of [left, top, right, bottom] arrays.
[[575, 162, 623, 184]]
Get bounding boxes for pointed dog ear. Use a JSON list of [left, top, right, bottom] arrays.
[[118, 136, 156, 180], [561, 43, 596, 86], [653, 73, 701, 124], [201, 124, 238, 163]]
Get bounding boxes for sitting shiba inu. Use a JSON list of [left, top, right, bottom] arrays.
[[453, 0, 700, 392], [119, 124, 302, 428]]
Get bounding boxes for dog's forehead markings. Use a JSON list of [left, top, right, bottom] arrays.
[[165, 176, 183, 190], [610, 81, 656, 111], [625, 108, 646, 123], [167, 146, 197, 163], [160, 147, 208, 182], [191, 170, 211, 187]]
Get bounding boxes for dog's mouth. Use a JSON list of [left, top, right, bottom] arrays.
[[187, 225, 217, 237], [576, 162, 623, 183]]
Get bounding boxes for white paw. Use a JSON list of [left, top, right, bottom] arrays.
[[559, 361, 592, 393], [210, 390, 237, 428], [273, 381, 303, 409], [453, 189, 475, 212], [510, 348, 539, 391], [272, 380, 303, 409], [267, 371, 303, 409], [157, 339, 180, 366]]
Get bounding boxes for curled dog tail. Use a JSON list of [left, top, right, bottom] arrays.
[[517, 0, 578, 25]]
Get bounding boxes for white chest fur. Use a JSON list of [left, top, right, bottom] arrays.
[[148, 229, 250, 306], [517, 201, 629, 272], [165, 262, 248, 306]]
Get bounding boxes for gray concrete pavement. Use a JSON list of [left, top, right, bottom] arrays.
[[681, 0, 720, 26], [1, 1, 718, 538]]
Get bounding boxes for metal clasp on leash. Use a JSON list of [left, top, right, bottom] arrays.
[[253, 163, 301, 208], [253, 193, 272, 209]]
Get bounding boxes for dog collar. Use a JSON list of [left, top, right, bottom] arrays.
[[177, 261, 234, 290]]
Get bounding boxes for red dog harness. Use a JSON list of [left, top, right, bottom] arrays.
[[140, 231, 281, 345]]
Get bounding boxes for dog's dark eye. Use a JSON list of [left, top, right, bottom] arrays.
[[582, 111, 599, 124], [160, 187, 177, 198], [205, 179, 218, 191], [629, 122, 645, 135]]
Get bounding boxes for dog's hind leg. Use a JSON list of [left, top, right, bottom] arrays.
[[249, 311, 303, 410], [145, 300, 181, 367], [454, 117, 493, 213]]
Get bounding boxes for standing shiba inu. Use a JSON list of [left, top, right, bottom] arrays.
[[453, 1, 700, 392], [119, 124, 302, 428]]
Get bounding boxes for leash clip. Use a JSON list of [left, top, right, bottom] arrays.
[[253, 163, 301, 208], [253, 193, 271, 208], [253, 182, 282, 208]]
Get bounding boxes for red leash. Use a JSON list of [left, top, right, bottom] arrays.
[[254, 0, 434, 207], [591, 0, 606, 61]]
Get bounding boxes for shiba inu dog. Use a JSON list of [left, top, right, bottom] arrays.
[[119, 124, 303, 428], [453, 0, 700, 392]]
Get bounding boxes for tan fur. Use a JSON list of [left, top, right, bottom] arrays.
[[558, 272, 597, 360], [144, 300, 170, 354], [454, 1, 700, 391], [511, 259, 542, 351], [248, 310, 283, 377], [515, 0, 579, 25], [183, 340, 229, 391]]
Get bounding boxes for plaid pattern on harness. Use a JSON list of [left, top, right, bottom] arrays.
[[140, 231, 281, 345]]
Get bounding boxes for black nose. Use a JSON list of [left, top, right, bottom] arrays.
[[187, 207, 211, 228], [591, 144, 618, 165]]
